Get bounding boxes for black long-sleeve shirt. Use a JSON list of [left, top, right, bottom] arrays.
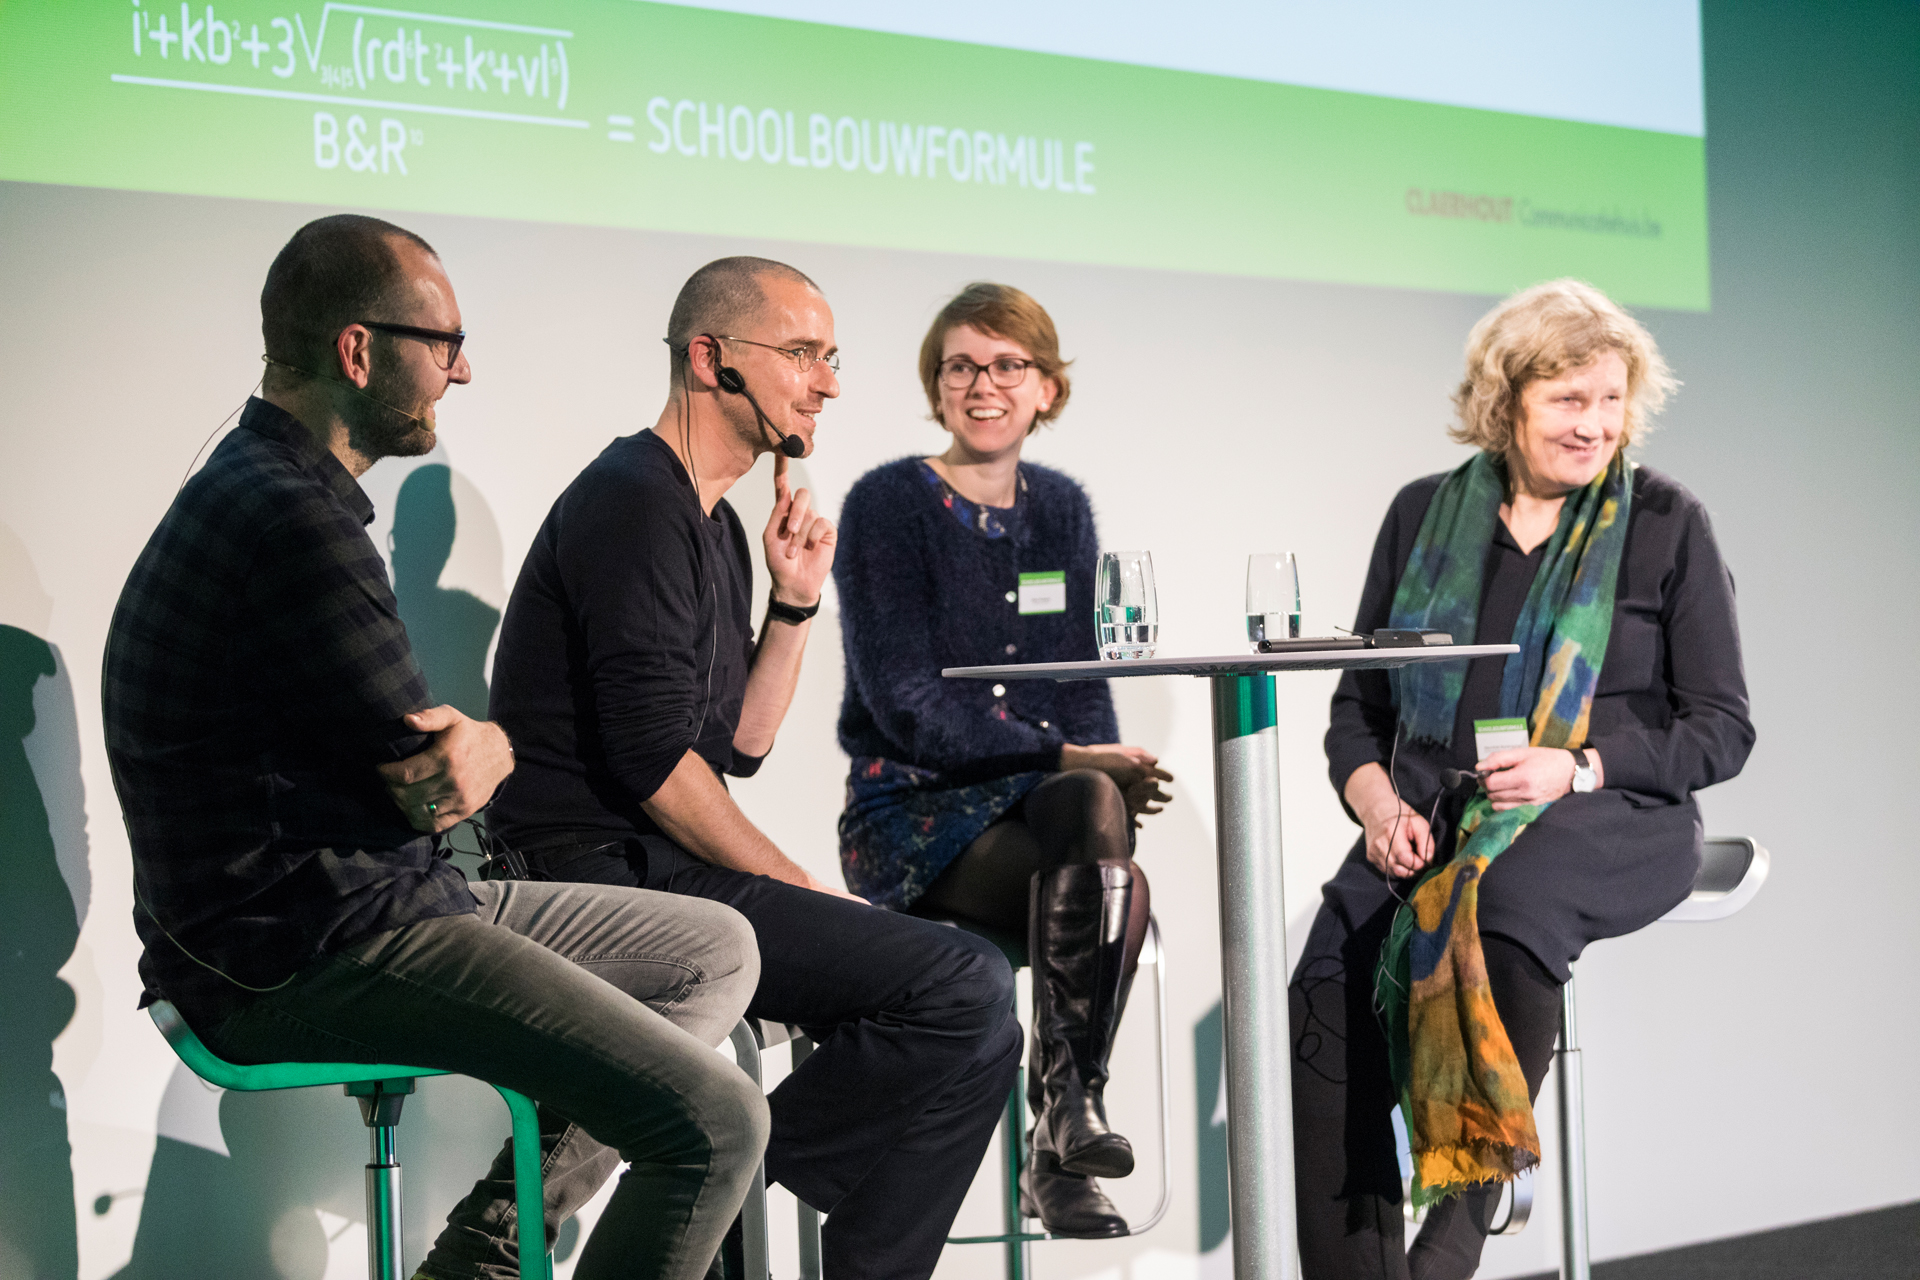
[[103, 399, 474, 1019], [489, 430, 761, 850], [1325, 462, 1755, 817]]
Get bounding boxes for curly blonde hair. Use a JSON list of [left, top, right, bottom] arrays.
[[918, 283, 1072, 433], [1451, 279, 1677, 455]]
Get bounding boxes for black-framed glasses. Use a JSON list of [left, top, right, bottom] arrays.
[[361, 321, 466, 369], [939, 356, 1037, 390], [717, 335, 840, 375]]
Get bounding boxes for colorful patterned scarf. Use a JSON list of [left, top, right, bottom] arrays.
[[1374, 449, 1631, 1206]]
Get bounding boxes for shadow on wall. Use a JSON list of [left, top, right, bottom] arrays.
[[0, 625, 82, 1280], [1194, 1000, 1229, 1255], [110, 1074, 511, 1280], [391, 464, 501, 719]]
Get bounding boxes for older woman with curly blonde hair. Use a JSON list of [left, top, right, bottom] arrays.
[[1289, 279, 1755, 1279]]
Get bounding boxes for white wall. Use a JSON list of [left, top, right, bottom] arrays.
[[0, 165, 1913, 1280]]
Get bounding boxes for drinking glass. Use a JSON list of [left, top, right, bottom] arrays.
[[1246, 552, 1300, 649], [1096, 550, 1158, 660]]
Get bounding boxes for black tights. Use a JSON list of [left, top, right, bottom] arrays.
[[1290, 930, 1563, 1280], [914, 770, 1152, 977]]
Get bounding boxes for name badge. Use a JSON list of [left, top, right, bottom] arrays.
[[1473, 717, 1530, 762], [1017, 570, 1066, 615]]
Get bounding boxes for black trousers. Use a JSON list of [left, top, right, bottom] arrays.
[[529, 834, 1023, 1280], [1289, 846, 1563, 1280]]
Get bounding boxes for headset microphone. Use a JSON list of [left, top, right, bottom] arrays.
[[263, 357, 427, 429], [708, 340, 806, 458]]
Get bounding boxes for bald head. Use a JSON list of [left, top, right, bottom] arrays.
[[666, 256, 821, 379]]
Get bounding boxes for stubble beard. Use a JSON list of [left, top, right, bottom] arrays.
[[346, 362, 438, 461]]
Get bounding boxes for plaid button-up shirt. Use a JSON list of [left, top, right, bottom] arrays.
[[104, 398, 474, 1020]]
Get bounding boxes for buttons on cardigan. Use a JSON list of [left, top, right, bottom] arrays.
[[1005, 644, 1017, 655], [1005, 591, 1017, 603], [992, 684, 1006, 697], [1040, 720, 1050, 728]]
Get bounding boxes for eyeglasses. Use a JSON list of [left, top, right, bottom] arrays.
[[718, 335, 840, 375], [361, 321, 466, 370], [939, 356, 1038, 390]]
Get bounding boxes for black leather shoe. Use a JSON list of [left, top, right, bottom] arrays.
[[1028, 864, 1136, 1178], [1020, 1148, 1129, 1238]]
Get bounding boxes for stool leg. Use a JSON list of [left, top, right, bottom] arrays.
[[368, 1121, 404, 1280], [1556, 976, 1590, 1280], [347, 1079, 415, 1280], [728, 1021, 770, 1280], [791, 1034, 823, 1280], [1000, 1085, 1031, 1280], [494, 1087, 553, 1280]]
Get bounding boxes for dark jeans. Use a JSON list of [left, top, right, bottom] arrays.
[[1289, 857, 1563, 1280], [529, 834, 1024, 1280], [197, 880, 768, 1280]]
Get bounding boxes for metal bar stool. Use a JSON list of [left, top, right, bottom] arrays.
[[936, 914, 1174, 1280], [148, 1000, 551, 1280], [1474, 835, 1773, 1275], [730, 1019, 824, 1280]]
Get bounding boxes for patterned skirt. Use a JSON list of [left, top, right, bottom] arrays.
[[838, 757, 1047, 910]]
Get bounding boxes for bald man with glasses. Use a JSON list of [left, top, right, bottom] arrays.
[[487, 257, 1022, 1280]]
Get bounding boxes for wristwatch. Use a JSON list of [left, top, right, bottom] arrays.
[[1569, 748, 1597, 793]]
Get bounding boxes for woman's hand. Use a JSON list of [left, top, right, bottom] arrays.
[[1344, 761, 1435, 879], [1123, 773, 1174, 829], [1060, 742, 1172, 792], [1061, 743, 1175, 826], [1477, 747, 1604, 811]]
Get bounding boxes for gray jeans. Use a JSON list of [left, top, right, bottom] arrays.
[[201, 879, 768, 1280]]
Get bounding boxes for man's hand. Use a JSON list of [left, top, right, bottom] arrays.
[[803, 872, 869, 904], [1477, 746, 1602, 811], [764, 453, 836, 608], [378, 705, 514, 834]]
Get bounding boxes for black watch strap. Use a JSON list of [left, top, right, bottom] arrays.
[[765, 594, 820, 625]]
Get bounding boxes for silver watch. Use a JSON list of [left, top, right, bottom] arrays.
[[1569, 748, 1597, 793]]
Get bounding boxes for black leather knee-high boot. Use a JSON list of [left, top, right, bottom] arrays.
[[1019, 863, 1134, 1237]]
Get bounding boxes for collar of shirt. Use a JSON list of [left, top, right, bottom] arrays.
[[238, 396, 377, 527]]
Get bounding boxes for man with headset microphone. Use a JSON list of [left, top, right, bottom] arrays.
[[485, 256, 1023, 1280], [103, 214, 769, 1280]]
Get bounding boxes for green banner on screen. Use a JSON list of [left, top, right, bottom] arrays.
[[0, 2, 1709, 308]]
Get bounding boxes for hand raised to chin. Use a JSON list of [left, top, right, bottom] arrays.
[[763, 452, 836, 606]]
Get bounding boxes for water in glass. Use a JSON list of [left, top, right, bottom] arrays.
[[1246, 552, 1301, 649], [1096, 550, 1158, 660]]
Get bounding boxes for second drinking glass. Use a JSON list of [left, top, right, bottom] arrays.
[[1246, 552, 1300, 649]]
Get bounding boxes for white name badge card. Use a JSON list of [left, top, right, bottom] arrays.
[[1473, 717, 1530, 762], [1018, 570, 1066, 615]]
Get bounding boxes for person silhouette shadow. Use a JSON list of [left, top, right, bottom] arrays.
[[0, 624, 82, 1280], [390, 465, 501, 720]]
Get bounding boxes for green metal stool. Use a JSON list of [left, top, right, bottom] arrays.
[[931, 914, 1173, 1280], [148, 999, 551, 1280]]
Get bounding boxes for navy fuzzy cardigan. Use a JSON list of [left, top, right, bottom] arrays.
[[835, 457, 1118, 777]]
